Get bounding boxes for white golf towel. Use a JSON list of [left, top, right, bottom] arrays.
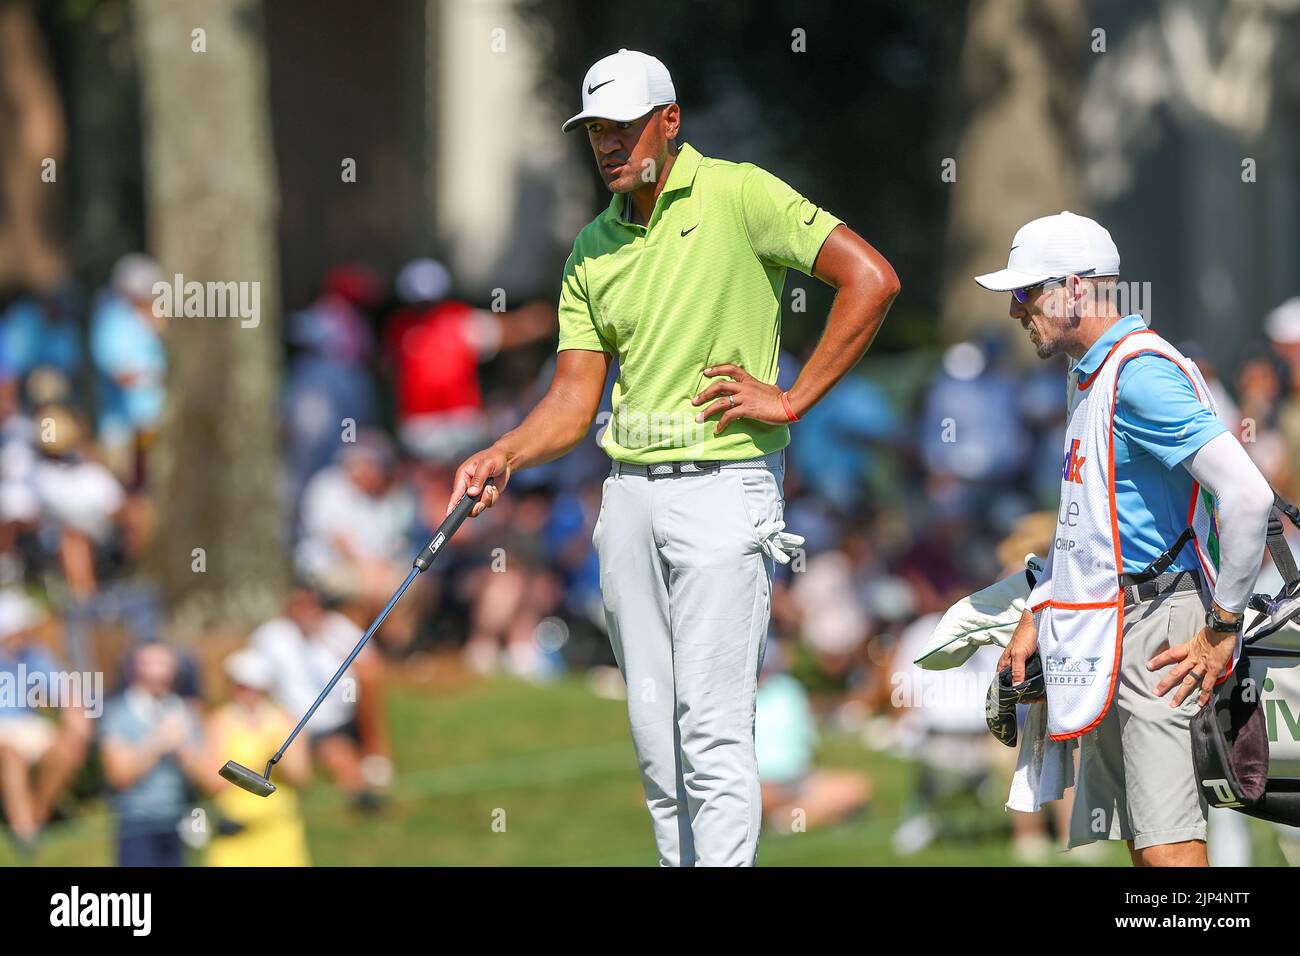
[[913, 554, 1076, 811], [1005, 703, 1076, 812]]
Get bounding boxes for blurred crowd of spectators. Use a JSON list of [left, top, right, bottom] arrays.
[[3, 254, 1299, 863]]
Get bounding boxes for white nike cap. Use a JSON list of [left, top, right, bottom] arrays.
[[974, 211, 1121, 292], [561, 49, 676, 133]]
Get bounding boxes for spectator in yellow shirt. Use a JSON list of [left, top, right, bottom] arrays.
[[204, 650, 311, 867]]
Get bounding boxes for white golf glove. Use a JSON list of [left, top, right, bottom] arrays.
[[756, 519, 804, 565]]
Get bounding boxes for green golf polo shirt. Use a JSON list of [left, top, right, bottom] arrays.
[[557, 142, 843, 464]]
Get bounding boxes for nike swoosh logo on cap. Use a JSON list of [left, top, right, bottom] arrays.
[[587, 79, 615, 95]]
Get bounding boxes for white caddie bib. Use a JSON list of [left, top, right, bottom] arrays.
[[1028, 329, 1224, 740]]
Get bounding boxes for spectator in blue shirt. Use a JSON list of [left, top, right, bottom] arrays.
[[99, 641, 206, 867], [90, 255, 167, 484], [0, 284, 83, 388]]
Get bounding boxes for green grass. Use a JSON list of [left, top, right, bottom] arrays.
[[1, 677, 1290, 866]]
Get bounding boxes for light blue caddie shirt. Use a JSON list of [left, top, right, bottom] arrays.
[[1070, 314, 1226, 574]]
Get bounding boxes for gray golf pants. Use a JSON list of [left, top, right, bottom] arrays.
[[593, 453, 785, 866]]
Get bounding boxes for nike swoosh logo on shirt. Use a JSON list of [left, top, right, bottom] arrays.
[[587, 79, 615, 95], [803, 208, 818, 226], [681, 224, 698, 237]]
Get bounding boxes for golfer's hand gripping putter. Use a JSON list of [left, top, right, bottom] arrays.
[[219, 477, 495, 797]]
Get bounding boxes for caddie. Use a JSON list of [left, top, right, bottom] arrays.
[[977, 211, 1274, 866], [447, 49, 899, 865]]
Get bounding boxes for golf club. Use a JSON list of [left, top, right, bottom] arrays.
[[219, 477, 494, 797]]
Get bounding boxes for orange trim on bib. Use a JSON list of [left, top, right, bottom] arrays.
[[1048, 332, 1226, 740], [1075, 329, 1157, 391], [1047, 363, 1130, 741], [1042, 599, 1118, 611]]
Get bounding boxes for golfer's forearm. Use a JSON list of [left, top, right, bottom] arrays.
[[494, 391, 594, 472], [1182, 432, 1274, 613], [786, 275, 898, 416]]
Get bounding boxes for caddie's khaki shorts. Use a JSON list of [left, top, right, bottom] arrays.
[[1068, 588, 1210, 851]]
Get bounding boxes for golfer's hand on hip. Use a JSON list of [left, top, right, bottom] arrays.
[[692, 364, 789, 435], [448, 446, 511, 517], [997, 609, 1038, 688]]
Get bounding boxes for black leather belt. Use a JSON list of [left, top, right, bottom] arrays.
[[1118, 567, 1202, 607]]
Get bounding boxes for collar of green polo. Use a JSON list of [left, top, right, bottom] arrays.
[[602, 143, 701, 227]]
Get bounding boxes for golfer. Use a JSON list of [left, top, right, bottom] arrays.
[[448, 49, 898, 865], [978, 212, 1273, 866]]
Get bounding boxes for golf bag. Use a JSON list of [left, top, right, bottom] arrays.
[[1191, 493, 1300, 826]]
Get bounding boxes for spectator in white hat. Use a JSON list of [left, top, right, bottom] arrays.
[[247, 582, 391, 805]]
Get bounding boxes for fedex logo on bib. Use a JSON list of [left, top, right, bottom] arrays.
[[1045, 654, 1102, 686], [1061, 438, 1086, 485]]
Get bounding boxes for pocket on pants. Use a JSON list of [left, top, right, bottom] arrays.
[[729, 468, 783, 553], [592, 475, 612, 548]]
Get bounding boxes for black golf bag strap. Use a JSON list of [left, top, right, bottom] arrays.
[[1267, 492, 1300, 585], [1275, 491, 1300, 529], [1119, 527, 1195, 587], [1126, 492, 1300, 590]]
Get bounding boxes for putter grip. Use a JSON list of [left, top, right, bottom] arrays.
[[413, 477, 494, 571]]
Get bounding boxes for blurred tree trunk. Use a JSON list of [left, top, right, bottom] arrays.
[[940, 0, 1086, 352], [0, 0, 68, 290], [134, 0, 285, 634]]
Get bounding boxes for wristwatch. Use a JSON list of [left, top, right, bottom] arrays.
[[1205, 607, 1243, 635]]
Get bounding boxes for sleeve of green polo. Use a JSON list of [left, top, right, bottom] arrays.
[[740, 165, 843, 275], [556, 247, 610, 353]]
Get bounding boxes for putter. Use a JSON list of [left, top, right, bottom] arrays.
[[219, 478, 493, 797]]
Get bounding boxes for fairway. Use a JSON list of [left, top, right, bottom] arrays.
[[0, 674, 1188, 867]]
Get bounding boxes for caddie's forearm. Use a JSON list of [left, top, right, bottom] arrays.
[[494, 390, 594, 472], [786, 274, 898, 417], [1182, 432, 1274, 613]]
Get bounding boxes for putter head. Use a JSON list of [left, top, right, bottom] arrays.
[[219, 760, 277, 797]]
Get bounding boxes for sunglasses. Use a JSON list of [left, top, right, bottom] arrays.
[[1012, 269, 1096, 304]]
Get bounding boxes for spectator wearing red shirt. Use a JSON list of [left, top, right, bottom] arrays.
[[384, 259, 556, 463]]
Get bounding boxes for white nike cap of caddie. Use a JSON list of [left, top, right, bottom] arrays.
[[974, 211, 1121, 291], [561, 49, 676, 133]]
